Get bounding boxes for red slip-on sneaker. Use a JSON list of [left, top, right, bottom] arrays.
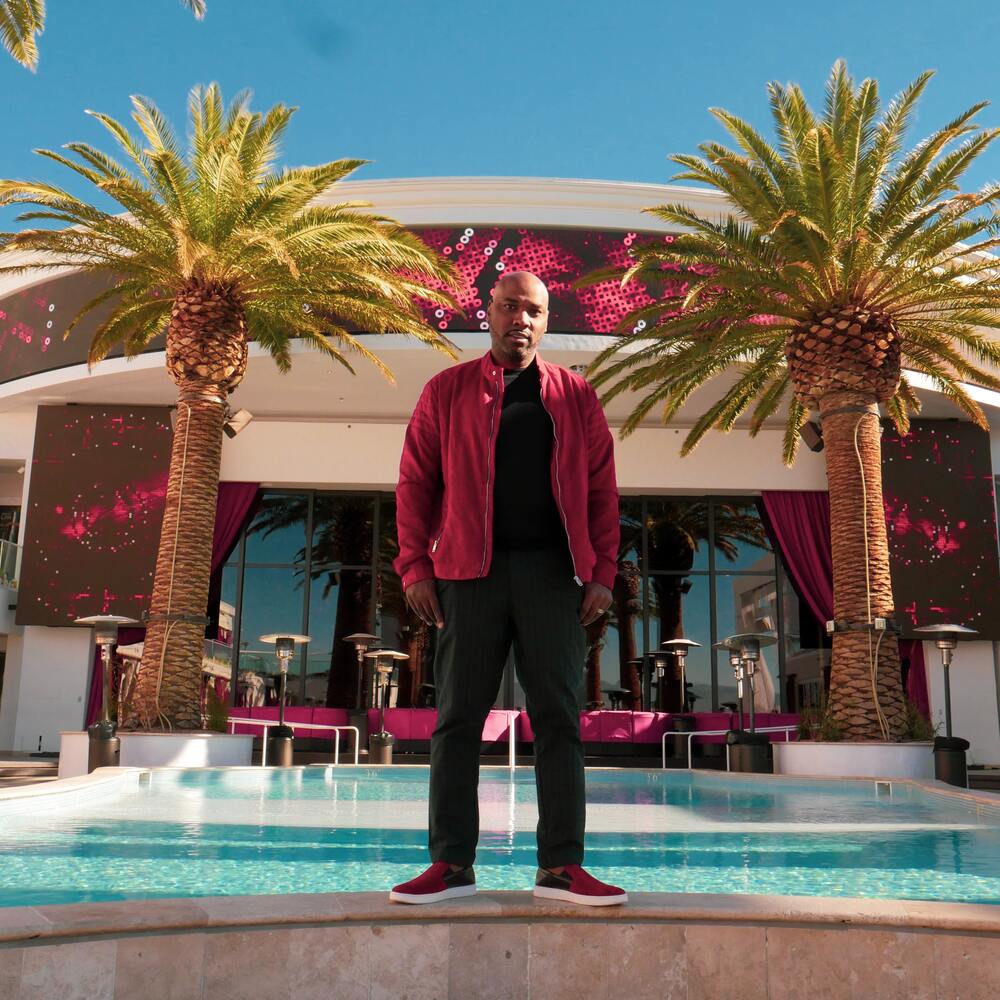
[[533, 865, 628, 906], [389, 862, 477, 904]]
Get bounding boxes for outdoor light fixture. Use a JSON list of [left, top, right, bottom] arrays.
[[363, 648, 409, 764], [223, 408, 254, 438], [343, 632, 381, 710], [913, 623, 977, 789], [75, 615, 138, 772], [799, 420, 824, 453], [259, 633, 310, 766], [661, 638, 701, 713]]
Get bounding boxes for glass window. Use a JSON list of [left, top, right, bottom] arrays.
[[222, 491, 797, 715], [618, 497, 643, 568], [712, 500, 774, 572], [647, 574, 712, 711], [715, 572, 779, 710], [307, 568, 373, 708], [244, 493, 308, 565], [311, 495, 374, 568], [780, 573, 829, 711], [236, 566, 307, 707], [645, 500, 710, 572]]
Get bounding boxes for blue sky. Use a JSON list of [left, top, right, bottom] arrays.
[[2, 0, 1000, 220]]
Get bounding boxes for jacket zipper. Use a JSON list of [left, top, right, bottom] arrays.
[[431, 530, 443, 554], [479, 372, 502, 576], [539, 384, 582, 586]]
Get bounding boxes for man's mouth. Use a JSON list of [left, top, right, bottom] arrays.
[[508, 333, 529, 345]]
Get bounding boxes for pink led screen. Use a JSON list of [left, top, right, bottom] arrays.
[[17, 405, 172, 626], [0, 228, 682, 384], [882, 421, 1000, 637], [410, 227, 684, 335]]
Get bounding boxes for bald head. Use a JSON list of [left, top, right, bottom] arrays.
[[491, 271, 549, 306], [487, 271, 549, 369]]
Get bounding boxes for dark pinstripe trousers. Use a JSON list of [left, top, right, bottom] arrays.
[[428, 546, 587, 869]]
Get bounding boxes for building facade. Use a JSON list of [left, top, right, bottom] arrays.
[[0, 177, 998, 761]]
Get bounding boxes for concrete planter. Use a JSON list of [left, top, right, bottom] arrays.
[[57, 731, 92, 778], [773, 740, 934, 779], [118, 731, 252, 768], [59, 730, 253, 777]]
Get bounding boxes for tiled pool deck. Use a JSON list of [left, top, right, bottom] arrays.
[[1, 771, 999, 999]]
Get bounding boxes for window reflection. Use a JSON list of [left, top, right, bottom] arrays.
[[311, 495, 373, 567], [378, 499, 434, 708], [715, 573, 779, 711], [645, 500, 710, 572], [244, 493, 308, 565], [236, 566, 305, 708], [308, 568, 372, 707], [780, 574, 829, 711], [583, 499, 643, 709], [648, 574, 711, 711], [712, 500, 773, 572], [224, 492, 790, 716]]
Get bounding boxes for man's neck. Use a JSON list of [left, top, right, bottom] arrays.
[[491, 351, 537, 371]]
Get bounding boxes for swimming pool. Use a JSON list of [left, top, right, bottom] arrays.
[[2, 766, 999, 908]]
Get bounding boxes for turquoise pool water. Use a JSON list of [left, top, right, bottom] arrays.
[[1, 767, 999, 907]]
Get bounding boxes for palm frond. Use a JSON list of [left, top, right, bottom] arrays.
[[585, 62, 1000, 465]]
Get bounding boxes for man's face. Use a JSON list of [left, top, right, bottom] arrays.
[[487, 272, 549, 369]]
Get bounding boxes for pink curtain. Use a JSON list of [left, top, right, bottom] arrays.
[[761, 490, 930, 718], [84, 482, 260, 726]]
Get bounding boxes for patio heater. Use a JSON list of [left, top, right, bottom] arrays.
[[364, 648, 409, 764], [259, 633, 310, 767], [660, 638, 701, 712], [75, 615, 138, 772], [651, 649, 671, 711], [343, 632, 380, 754], [715, 632, 777, 773], [913, 624, 977, 788], [661, 638, 701, 760]]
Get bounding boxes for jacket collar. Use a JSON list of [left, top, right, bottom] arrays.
[[480, 349, 550, 382]]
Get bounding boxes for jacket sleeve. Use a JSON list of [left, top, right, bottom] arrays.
[[584, 383, 620, 590], [394, 378, 442, 590]]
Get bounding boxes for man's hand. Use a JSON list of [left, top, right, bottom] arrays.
[[579, 582, 613, 626], [405, 578, 444, 629]]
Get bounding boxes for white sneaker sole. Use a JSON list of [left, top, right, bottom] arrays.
[[533, 886, 628, 906], [389, 884, 477, 905]]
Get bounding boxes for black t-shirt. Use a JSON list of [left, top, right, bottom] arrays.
[[491, 360, 567, 550]]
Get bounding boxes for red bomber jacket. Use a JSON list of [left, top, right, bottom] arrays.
[[393, 350, 620, 591]]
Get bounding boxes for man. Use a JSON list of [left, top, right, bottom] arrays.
[[389, 270, 626, 906]]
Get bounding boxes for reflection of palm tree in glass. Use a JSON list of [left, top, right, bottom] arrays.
[[377, 502, 431, 707], [247, 497, 373, 707], [648, 503, 766, 710], [585, 506, 643, 709]]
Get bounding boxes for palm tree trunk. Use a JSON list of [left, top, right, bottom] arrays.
[[821, 392, 906, 740], [131, 390, 226, 729], [614, 559, 642, 709], [584, 617, 608, 707]]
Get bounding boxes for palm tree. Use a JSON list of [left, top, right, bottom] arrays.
[[0, 84, 457, 729], [588, 62, 1000, 740], [1, 1, 205, 70]]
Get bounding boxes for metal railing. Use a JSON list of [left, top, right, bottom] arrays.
[[227, 718, 360, 766], [0, 538, 21, 590], [229, 711, 521, 770], [661, 725, 800, 770]]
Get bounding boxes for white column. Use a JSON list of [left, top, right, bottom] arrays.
[[9, 626, 93, 752]]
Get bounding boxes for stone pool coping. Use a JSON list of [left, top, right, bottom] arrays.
[[1, 890, 1000, 947]]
